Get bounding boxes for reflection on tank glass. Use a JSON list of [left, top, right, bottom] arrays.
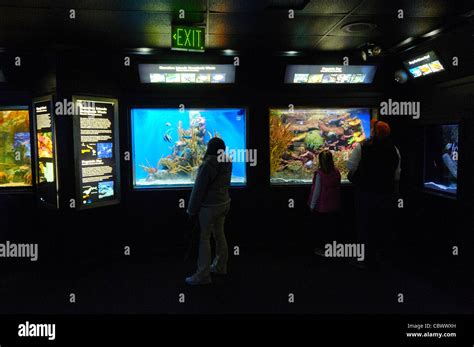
[[269, 108, 371, 184], [131, 108, 246, 188], [424, 124, 458, 195], [0, 109, 32, 187]]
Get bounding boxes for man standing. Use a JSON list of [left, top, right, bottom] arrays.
[[347, 120, 401, 269]]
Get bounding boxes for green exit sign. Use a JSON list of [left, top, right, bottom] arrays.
[[171, 25, 205, 52]]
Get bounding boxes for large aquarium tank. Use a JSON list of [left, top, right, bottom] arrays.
[[0, 108, 32, 187], [269, 108, 371, 184], [424, 124, 458, 196], [131, 108, 247, 188]]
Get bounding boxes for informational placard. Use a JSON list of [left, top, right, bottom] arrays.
[[139, 64, 235, 84], [171, 25, 205, 52], [285, 65, 377, 84], [33, 96, 59, 208], [73, 96, 120, 209], [403, 51, 445, 78]]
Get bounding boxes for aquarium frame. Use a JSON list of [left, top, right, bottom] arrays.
[[72, 95, 121, 210], [268, 106, 374, 187], [129, 106, 249, 191], [422, 121, 460, 200], [32, 95, 60, 209], [0, 105, 34, 192]]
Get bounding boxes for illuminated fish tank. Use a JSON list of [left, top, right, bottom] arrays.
[[0, 108, 32, 188], [269, 108, 371, 184], [131, 108, 247, 188], [424, 124, 458, 196]]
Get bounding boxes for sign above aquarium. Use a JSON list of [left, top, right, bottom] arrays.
[[403, 51, 445, 78], [139, 64, 235, 84], [171, 25, 205, 52], [285, 65, 377, 84]]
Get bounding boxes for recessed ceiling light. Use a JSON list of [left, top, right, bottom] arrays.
[[222, 49, 237, 56], [396, 37, 414, 48], [341, 22, 377, 34], [135, 47, 154, 54], [284, 51, 299, 56], [422, 28, 442, 38]]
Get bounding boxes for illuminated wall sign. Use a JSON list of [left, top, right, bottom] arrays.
[[72, 96, 120, 209], [33, 96, 59, 208], [139, 64, 235, 84], [171, 25, 205, 52], [403, 51, 445, 78], [285, 65, 377, 84]]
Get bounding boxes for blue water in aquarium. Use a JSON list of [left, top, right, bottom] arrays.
[[132, 108, 247, 188]]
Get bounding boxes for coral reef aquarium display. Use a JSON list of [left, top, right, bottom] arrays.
[[0, 109, 32, 187], [270, 108, 371, 184], [131, 108, 246, 188], [424, 124, 458, 196]]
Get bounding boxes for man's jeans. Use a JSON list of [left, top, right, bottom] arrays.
[[196, 202, 230, 278]]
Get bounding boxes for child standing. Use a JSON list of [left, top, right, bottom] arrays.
[[308, 150, 341, 256]]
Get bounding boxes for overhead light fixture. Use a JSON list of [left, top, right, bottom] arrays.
[[222, 49, 237, 56], [360, 43, 382, 61], [283, 51, 300, 56], [341, 22, 377, 34], [396, 37, 414, 48], [135, 47, 154, 55], [422, 28, 443, 38]]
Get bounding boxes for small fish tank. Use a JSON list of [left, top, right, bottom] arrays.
[[131, 108, 247, 188], [423, 123, 459, 197], [269, 108, 371, 184], [0, 108, 32, 188]]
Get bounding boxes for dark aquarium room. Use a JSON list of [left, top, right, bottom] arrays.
[[0, 0, 473, 344]]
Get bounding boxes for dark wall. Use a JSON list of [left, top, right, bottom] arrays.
[[0, 25, 472, 289]]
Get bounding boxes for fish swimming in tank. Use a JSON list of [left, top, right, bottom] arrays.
[[131, 108, 247, 187], [163, 129, 173, 143], [269, 108, 371, 184], [423, 124, 458, 195]]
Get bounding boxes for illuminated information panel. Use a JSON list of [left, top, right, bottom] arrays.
[[285, 65, 377, 84], [73, 96, 120, 209], [403, 51, 445, 78], [33, 96, 59, 208], [139, 64, 235, 84]]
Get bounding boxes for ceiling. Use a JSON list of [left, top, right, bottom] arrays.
[[0, 0, 473, 52]]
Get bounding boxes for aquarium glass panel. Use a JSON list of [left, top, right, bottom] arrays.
[[269, 108, 371, 184], [131, 108, 246, 188], [424, 124, 458, 196], [0, 109, 32, 187]]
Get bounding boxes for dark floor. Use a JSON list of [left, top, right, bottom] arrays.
[[0, 247, 471, 315]]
